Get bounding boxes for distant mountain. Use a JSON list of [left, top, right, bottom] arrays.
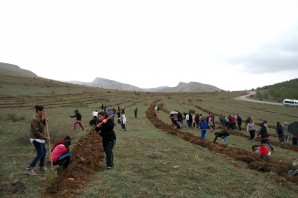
[[69, 78, 222, 92], [69, 77, 143, 92], [0, 62, 37, 78], [160, 82, 222, 92]]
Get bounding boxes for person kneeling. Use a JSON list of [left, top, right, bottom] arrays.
[[252, 144, 271, 158], [50, 140, 72, 169]]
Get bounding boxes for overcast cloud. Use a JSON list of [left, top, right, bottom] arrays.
[[228, 27, 298, 73], [0, 0, 298, 91]]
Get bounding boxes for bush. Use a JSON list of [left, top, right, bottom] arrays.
[[0, 113, 26, 122]]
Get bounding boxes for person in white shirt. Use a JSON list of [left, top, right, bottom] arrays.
[[121, 113, 127, 131], [92, 110, 98, 118]]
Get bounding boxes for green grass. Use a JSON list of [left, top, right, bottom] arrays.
[[0, 74, 298, 197]]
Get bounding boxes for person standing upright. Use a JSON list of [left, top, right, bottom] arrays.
[[121, 112, 127, 131], [70, 109, 84, 131], [25, 105, 49, 175], [257, 121, 274, 152], [134, 108, 138, 119]]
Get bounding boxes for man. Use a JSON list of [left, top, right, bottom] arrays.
[[25, 105, 49, 175], [96, 112, 116, 169], [257, 120, 274, 152]]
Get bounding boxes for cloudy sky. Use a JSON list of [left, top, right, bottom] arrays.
[[1, 0, 298, 91]]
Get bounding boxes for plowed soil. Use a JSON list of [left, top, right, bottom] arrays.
[[147, 100, 297, 184], [43, 131, 104, 197]]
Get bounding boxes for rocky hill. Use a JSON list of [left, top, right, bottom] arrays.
[[70, 78, 222, 92], [0, 62, 37, 78]]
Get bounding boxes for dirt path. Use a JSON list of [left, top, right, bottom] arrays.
[[234, 91, 282, 106]]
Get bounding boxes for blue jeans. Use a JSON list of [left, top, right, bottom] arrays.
[[54, 152, 72, 168], [103, 140, 116, 167], [29, 140, 46, 168], [201, 130, 207, 140]]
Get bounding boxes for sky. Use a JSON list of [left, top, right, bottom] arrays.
[[1, 0, 298, 91]]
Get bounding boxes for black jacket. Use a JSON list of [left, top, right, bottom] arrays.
[[96, 119, 116, 142]]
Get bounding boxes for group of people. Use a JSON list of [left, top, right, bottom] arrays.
[[25, 106, 72, 175], [25, 104, 129, 175], [168, 109, 298, 155]]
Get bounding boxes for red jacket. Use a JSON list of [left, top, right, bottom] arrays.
[[50, 144, 68, 162], [258, 145, 270, 156]]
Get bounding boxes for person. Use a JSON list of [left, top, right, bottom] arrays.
[[121, 112, 127, 131], [237, 113, 243, 131], [92, 110, 98, 118], [252, 144, 271, 157], [50, 139, 72, 169], [70, 110, 84, 131], [257, 121, 274, 152], [213, 130, 229, 144], [200, 119, 208, 140], [284, 122, 291, 143], [134, 108, 138, 119], [116, 110, 121, 124], [25, 105, 49, 175], [276, 122, 284, 143], [95, 111, 116, 169], [51, 136, 71, 152], [247, 119, 257, 140]]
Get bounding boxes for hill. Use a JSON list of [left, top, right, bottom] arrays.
[[0, 62, 37, 78], [0, 72, 298, 197], [160, 81, 222, 92], [70, 78, 222, 92], [254, 78, 298, 102]]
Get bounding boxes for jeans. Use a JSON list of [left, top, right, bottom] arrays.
[[103, 140, 116, 167], [54, 152, 72, 168], [201, 130, 207, 140], [261, 139, 274, 152], [29, 140, 46, 168]]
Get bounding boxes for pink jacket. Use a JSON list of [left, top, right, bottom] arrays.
[[50, 144, 68, 162]]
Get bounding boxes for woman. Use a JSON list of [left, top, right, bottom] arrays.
[[96, 112, 116, 169], [70, 109, 84, 131], [50, 140, 72, 169], [25, 105, 49, 175], [247, 119, 257, 140]]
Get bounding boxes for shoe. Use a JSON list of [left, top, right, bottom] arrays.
[[107, 166, 112, 170], [25, 168, 37, 175], [39, 166, 48, 172]]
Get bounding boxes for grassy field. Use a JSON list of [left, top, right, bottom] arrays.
[[0, 74, 297, 197]]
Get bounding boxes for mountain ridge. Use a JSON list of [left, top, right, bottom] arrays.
[[69, 77, 223, 92]]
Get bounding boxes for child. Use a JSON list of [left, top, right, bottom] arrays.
[[70, 110, 84, 131]]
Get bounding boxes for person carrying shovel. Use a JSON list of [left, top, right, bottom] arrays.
[[95, 112, 116, 169], [25, 105, 50, 175]]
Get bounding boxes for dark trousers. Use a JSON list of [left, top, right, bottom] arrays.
[[103, 140, 116, 167], [53, 153, 72, 168], [30, 140, 46, 168], [121, 123, 126, 131], [249, 130, 255, 140], [261, 139, 274, 152]]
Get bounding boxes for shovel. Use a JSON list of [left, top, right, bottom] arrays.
[[45, 112, 58, 182]]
